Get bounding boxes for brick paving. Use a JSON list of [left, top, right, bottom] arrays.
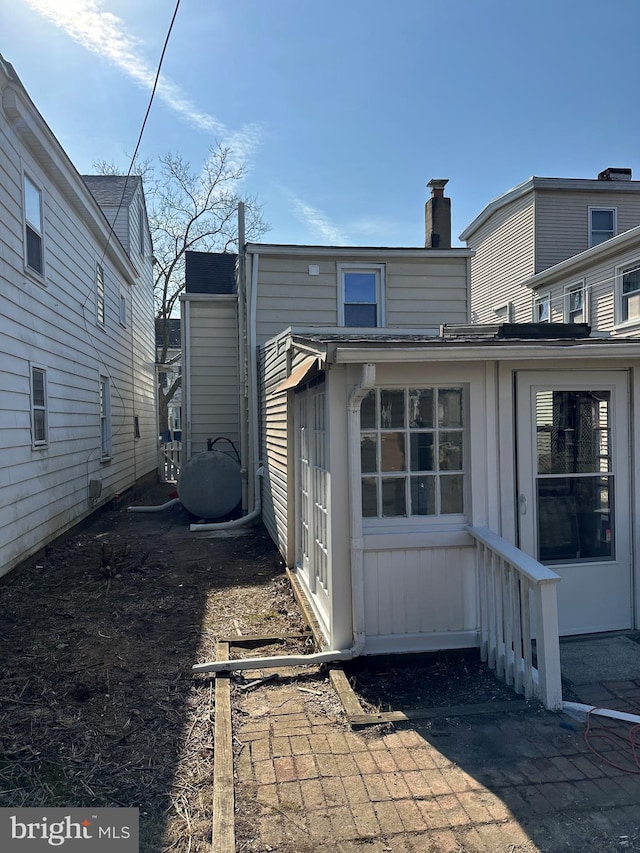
[[233, 670, 640, 852]]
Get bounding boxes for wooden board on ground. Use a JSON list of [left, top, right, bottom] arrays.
[[212, 642, 234, 853]]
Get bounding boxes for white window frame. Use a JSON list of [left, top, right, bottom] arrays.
[[138, 203, 145, 258], [564, 280, 587, 324], [615, 258, 640, 327], [30, 364, 48, 448], [360, 385, 467, 526], [100, 375, 112, 459], [534, 292, 551, 323], [23, 173, 45, 280], [589, 207, 617, 248], [119, 290, 127, 327], [96, 262, 105, 326], [338, 263, 386, 327]]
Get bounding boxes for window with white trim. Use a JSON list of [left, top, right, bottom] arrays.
[[620, 262, 640, 323], [339, 263, 385, 327], [589, 208, 616, 247], [564, 282, 586, 323], [96, 263, 105, 326], [100, 376, 111, 458], [534, 293, 550, 322], [31, 366, 48, 447], [23, 174, 44, 276], [360, 386, 466, 518]]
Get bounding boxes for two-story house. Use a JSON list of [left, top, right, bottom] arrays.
[[184, 183, 640, 711], [461, 167, 640, 325], [0, 55, 157, 576]]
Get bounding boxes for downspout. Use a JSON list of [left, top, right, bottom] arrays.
[[192, 362, 377, 674], [189, 248, 262, 532]]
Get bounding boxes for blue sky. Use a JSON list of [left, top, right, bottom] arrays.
[[3, 0, 639, 246]]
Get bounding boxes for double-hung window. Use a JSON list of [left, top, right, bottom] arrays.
[[23, 174, 44, 277], [589, 208, 616, 247], [96, 263, 105, 326], [360, 386, 466, 519], [339, 264, 385, 327], [31, 366, 48, 447], [100, 376, 111, 458], [619, 262, 640, 324], [564, 282, 586, 323], [534, 293, 551, 322]]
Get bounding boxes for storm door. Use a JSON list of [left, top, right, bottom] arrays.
[[517, 371, 631, 635]]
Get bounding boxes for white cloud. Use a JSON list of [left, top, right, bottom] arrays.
[[24, 0, 261, 155], [288, 193, 349, 245]]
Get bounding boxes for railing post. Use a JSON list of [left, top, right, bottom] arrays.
[[535, 580, 563, 710]]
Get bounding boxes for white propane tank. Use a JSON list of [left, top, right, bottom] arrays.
[[177, 450, 241, 519]]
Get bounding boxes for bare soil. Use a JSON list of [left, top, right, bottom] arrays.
[[0, 481, 305, 852], [0, 480, 538, 852]]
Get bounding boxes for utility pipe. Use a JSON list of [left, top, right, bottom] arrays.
[[562, 701, 640, 726], [128, 498, 181, 513], [189, 467, 263, 532], [192, 363, 377, 674], [237, 203, 248, 513]]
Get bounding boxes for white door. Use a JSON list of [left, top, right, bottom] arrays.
[[517, 371, 632, 635]]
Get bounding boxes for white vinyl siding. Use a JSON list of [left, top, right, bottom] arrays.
[[185, 297, 240, 458], [259, 335, 294, 556], [0, 70, 157, 578], [467, 192, 535, 325], [253, 253, 469, 345], [535, 191, 640, 272]]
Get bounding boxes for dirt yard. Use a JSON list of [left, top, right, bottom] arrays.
[[0, 478, 526, 853], [0, 480, 309, 852]]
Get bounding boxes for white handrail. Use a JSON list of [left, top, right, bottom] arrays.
[[467, 525, 563, 711]]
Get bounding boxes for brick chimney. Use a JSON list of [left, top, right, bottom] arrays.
[[425, 179, 451, 248]]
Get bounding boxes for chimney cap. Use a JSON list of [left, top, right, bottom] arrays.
[[597, 167, 632, 181], [427, 178, 449, 191]]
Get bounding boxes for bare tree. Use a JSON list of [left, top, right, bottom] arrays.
[[95, 144, 269, 435]]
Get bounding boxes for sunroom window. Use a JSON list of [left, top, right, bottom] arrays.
[[360, 387, 465, 518]]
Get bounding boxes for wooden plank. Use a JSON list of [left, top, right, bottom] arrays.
[[348, 699, 530, 727], [218, 632, 312, 646], [285, 567, 324, 647], [328, 667, 366, 718], [212, 642, 235, 853]]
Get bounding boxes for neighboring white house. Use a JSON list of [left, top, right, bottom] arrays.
[[0, 55, 157, 577], [521, 225, 640, 337], [460, 167, 640, 325]]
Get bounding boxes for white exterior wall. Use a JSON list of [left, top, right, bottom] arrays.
[[253, 252, 470, 345], [0, 66, 156, 576], [535, 190, 640, 273], [466, 192, 535, 325], [182, 295, 240, 459], [530, 236, 640, 337]]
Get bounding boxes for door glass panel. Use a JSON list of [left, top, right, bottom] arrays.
[[537, 476, 613, 563], [535, 390, 610, 474]]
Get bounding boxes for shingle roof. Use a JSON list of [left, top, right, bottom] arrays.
[[185, 251, 237, 294], [82, 175, 141, 207]]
